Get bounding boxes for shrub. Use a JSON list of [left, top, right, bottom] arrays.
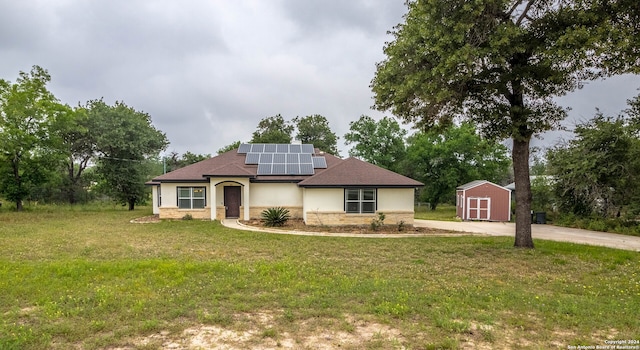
[[261, 207, 291, 227], [182, 214, 193, 220], [370, 212, 386, 231]]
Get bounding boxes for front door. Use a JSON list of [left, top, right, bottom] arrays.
[[224, 186, 241, 218], [467, 197, 490, 220]]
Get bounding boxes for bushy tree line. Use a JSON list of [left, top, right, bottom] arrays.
[[0, 66, 168, 210], [535, 95, 640, 221], [345, 116, 512, 210]]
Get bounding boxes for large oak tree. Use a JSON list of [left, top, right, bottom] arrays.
[[371, 0, 640, 248]]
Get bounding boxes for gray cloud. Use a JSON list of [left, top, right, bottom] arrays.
[[0, 1, 637, 157]]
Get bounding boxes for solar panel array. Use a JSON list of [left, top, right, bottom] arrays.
[[237, 143, 315, 154], [238, 143, 327, 175]]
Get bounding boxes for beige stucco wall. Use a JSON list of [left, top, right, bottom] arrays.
[[377, 188, 415, 212], [302, 187, 415, 226], [244, 183, 304, 220], [249, 183, 302, 207]]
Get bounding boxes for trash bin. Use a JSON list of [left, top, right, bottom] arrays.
[[534, 212, 546, 224]]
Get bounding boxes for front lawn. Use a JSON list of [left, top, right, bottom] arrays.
[[1, 205, 638, 349]]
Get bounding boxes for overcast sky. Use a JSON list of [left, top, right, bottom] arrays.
[[1, 0, 638, 156]]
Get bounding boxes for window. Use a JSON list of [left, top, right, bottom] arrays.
[[345, 188, 376, 214], [157, 186, 162, 207], [177, 187, 206, 209]]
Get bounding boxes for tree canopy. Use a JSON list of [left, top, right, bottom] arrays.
[[344, 115, 407, 172], [371, 0, 640, 248], [293, 114, 340, 156], [547, 110, 640, 217], [250, 114, 294, 144], [0, 66, 71, 210], [88, 99, 168, 210], [403, 122, 511, 210]]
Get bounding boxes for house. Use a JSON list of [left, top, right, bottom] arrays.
[[147, 143, 423, 226], [456, 180, 511, 222]]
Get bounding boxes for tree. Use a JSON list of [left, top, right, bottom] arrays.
[[344, 115, 407, 172], [250, 115, 294, 143], [88, 99, 168, 210], [371, 0, 640, 248], [0, 66, 70, 210], [403, 122, 511, 210], [547, 112, 640, 218], [163, 151, 211, 173], [293, 114, 340, 155], [218, 141, 241, 154], [57, 106, 97, 204]]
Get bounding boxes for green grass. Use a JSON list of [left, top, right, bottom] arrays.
[[414, 203, 459, 221], [1, 204, 639, 349]]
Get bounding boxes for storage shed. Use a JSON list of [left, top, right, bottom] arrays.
[[456, 180, 511, 222]]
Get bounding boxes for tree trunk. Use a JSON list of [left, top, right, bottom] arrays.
[[512, 138, 534, 248], [128, 199, 135, 211]]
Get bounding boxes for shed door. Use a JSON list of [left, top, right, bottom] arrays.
[[467, 197, 490, 220], [224, 187, 241, 218]]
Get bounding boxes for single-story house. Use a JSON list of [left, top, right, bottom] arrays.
[[147, 143, 423, 226], [456, 180, 511, 222]]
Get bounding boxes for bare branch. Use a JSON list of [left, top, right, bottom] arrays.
[[516, 0, 537, 26], [507, 0, 524, 17]]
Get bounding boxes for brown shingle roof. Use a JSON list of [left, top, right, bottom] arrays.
[[149, 148, 423, 188], [297, 157, 423, 188]]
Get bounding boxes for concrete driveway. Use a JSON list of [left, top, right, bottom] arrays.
[[414, 220, 640, 252]]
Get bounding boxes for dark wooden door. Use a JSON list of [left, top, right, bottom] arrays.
[[224, 186, 241, 218]]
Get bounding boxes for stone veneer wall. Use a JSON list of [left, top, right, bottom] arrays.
[[159, 207, 211, 220], [304, 211, 414, 226]]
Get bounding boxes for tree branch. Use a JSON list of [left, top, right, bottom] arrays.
[[516, 0, 537, 26], [507, 0, 524, 17]]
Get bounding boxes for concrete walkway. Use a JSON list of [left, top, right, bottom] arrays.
[[221, 219, 640, 251], [414, 220, 640, 252]]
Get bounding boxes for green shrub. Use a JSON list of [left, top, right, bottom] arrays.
[[182, 214, 193, 220], [261, 207, 291, 227]]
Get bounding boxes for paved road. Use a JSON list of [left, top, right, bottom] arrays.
[[221, 219, 640, 251], [414, 220, 640, 251]]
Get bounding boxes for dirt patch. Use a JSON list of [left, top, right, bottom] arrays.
[[243, 218, 452, 235], [130, 215, 161, 224], [128, 311, 406, 349]]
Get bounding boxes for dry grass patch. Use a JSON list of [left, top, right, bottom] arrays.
[[127, 311, 405, 350]]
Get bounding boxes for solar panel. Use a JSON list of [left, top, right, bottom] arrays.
[[300, 163, 315, 175], [287, 164, 299, 174], [299, 153, 312, 163], [273, 153, 286, 163], [257, 163, 271, 175], [243, 145, 319, 175], [245, 153, 260, 164], [273, 164, 286, 174], [290, 144, 302, 153], [312, 157, 327, 168], [238, 144, 252, 153], [287, 153, 298, 163], [259, 153, 273, 164]]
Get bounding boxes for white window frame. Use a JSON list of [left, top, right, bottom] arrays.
[[177, 187, 206, 209], [345, 188, 377, 214]]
